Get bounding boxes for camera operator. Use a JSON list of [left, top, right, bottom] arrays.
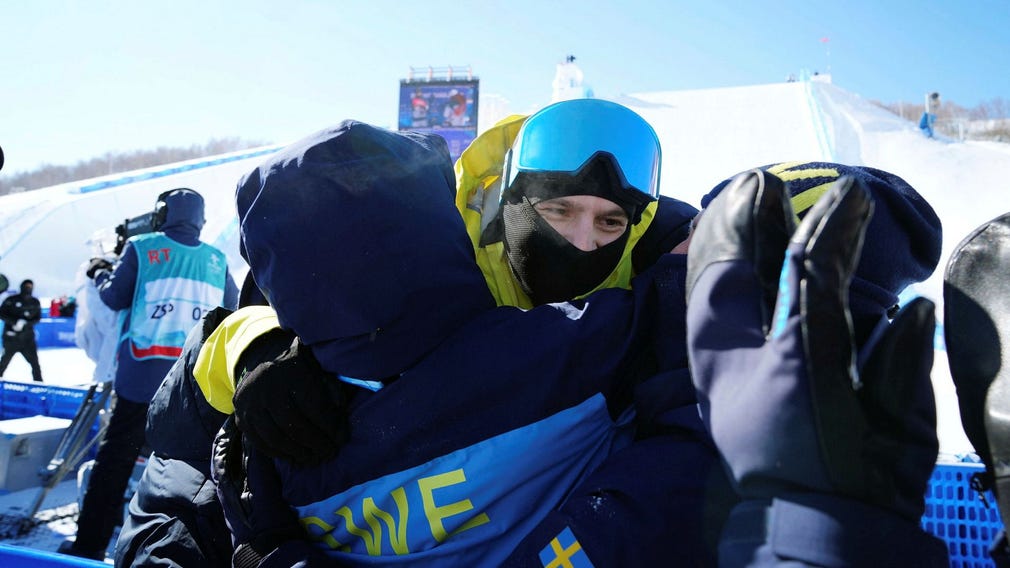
[[60, 188, 238, 560]]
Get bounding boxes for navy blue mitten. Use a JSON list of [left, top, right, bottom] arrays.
[[686, 170, 946, 566]]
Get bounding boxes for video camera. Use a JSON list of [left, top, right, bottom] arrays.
[[114, 212, 156, 256], [112, 189, 176, 256]]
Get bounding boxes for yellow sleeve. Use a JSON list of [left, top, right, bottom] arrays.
[[192, 305, 281, 415], [454, 114, 529, 248]]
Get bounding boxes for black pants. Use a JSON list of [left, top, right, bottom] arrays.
[[0, 338, 43, 382], [73, 395, 149, 556]]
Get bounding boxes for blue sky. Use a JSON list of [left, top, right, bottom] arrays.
[[1, 0, 1007, 175]]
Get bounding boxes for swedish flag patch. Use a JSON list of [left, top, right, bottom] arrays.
[[539, 526, 595, 568]]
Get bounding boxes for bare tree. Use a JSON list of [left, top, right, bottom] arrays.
[[0, 138, 270, 196]]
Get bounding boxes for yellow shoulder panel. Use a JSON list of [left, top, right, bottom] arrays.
[[192, 305, 280, 415]]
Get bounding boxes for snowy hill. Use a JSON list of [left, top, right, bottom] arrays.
[[2, 78, 1009, 455], [621, 81, 1010, 306]]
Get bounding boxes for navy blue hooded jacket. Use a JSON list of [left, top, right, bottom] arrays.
[[96, 189, 238, 403], [232, 121, 687, 566]]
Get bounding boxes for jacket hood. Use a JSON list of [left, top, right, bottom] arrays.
[[237, 120, 494, 380], [701, 161, 942, 317], [159, 188, 205, 244]]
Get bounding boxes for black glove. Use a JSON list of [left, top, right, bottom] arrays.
[[86, 257, 114, 279], [233, 336, 353, 466], [212, 418, 313, 568], [944, 211, 1010, 525], [213, 416, 253, 542], [686, 170, 940, 521]]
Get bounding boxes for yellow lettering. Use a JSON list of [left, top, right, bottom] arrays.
[[300, 516, 342, 550], [336, 505, 380, 555], [361, 488, 410, 555], [418, 469, 489, 542], [334, 487, 411, 556], [299, 470, 489, 555]]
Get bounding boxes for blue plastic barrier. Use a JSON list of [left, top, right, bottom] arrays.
[[0, 382, 104, 461], [0, 382, 97, 421], [923, 462, 1005, 567], [33, 318, 77, 348], [0, 544, 106, 567]]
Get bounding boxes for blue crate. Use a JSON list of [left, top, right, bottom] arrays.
[[0, 382, 105, 461], [0, 383, 50, 420], [40, 386, 94, 420], [923, 462, 1005, 567]]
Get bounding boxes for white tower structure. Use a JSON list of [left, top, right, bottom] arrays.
[[551, 55, 594, 102]]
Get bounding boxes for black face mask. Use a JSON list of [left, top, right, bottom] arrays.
[[503, 196, 629, 305]]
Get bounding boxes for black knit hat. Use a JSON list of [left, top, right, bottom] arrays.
[[701, 162, 942, 313]]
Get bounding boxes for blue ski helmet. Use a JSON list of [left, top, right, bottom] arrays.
[[501, 99, 662, 207]]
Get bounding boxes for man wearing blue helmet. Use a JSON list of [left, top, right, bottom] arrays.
[[213, 110, 950, 566], [453, 101, 736, 566]]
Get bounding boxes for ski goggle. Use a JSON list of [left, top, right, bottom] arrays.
[[502, 99, 661, 200]]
